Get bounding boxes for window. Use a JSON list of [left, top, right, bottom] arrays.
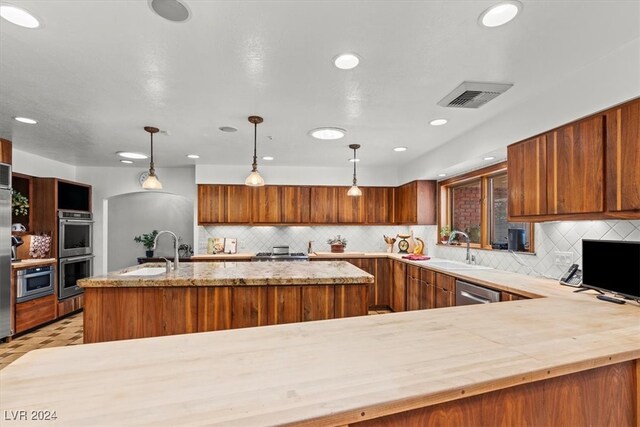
[[438, 162, 534, 252]]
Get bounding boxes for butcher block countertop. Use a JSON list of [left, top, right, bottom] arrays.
[[78, 260, 374, 287], [1, 292, 639, 426], [11, 258, 56, 269]]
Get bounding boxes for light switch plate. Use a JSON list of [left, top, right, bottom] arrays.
[[554, 251, 573, 265]]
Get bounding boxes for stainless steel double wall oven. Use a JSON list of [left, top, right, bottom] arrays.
[[58, 210, 93, 300]]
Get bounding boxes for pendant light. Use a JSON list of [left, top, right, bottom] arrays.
[[245, 115, 265, 186], [142, 126, 162, 190], [347, 144, 362, 197]]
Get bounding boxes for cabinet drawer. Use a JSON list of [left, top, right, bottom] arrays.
[[15, 294, 56, 333]]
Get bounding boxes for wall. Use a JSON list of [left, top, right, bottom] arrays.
[[198, 225, 438, 256], [75, 166, 196, 274], [12, 148, 76, 181], [435, 220, 640, 280]]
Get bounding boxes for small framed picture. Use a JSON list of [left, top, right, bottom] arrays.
[[207, 238, 225, 254], [223, 238, 237, 254]]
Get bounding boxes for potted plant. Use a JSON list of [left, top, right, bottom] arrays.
[[440, 225, 451, 244], [134, 230, 159, 257], [327, 235, 347, 253], [12, 190, 29, 216]]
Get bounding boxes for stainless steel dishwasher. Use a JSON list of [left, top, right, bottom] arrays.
[[455, 280, 501, 306]]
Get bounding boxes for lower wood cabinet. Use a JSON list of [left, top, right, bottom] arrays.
[[433, 273, 455, 308], [500, 291, 527, 302], [15, 295, 56, 334], [57, 294, 84, 317], [391, 260, 406, 312]]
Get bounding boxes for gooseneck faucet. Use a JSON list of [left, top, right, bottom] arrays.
[[152, 230, 180, 271], [447, 230, 471, 264]]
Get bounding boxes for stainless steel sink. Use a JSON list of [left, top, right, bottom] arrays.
[[418, 260, 493, 271], [119, 267, 166, 276]]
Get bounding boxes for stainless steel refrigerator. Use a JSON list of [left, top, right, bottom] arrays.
[[0, 162, 12, 340]]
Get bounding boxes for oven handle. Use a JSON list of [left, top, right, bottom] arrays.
[[60, 255, 95, 263], [59, 219, 95, 224]]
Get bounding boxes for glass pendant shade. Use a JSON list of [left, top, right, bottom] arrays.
[[347, 185, 362, 196], [142, 173, 162, 189], [245, 170, 265, 187]]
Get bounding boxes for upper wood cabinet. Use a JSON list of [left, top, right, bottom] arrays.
[[365, 187, 394, 224], [310, 187, 338, 223], [198, 185, 250, 224], [337, 186, 365, 223], [0, 138, 11, 165], [251, 186, 281, 223], [281, 186, 311, 223], [395, 181, 437, 224], [605, 98, 640, 216], [508, 135, 547, 219], [547, 115, 605, 215]]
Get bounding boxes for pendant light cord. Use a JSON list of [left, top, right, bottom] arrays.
[[252, 122, 258, 172], [149, 132, 155, 175], [352, 146, 357, 185]]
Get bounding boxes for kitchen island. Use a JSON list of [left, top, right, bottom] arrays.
[[79, 261, 373, 343]]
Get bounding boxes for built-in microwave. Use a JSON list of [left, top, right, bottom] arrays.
[[58, 210, 93, 258], [16, 266, 55, 303]]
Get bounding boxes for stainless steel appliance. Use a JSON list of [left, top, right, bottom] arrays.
[[455, 280, 500, 306], [0, 162, 12, 339], [11, 235, 23, 261], [59, 254, 94, 300], [252, 245, 309, 261], [16, 266, 55, 302], [58, 210, 93, 258]]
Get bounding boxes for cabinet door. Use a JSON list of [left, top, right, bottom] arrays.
[[548, 115, 605, 215], [337, 186, 365, 223], [0, 138, 11, 164], [500, 291, 527, 302], [391, 260, 406, 312], [420, 268, 435, 309], [374, 257, 392, 307], [226, 185, 251, 223], [346, 258, 376, 308], [606, 99, 640, 214], [310, 187, 338, 223], [507, 135, 548, 218], [395, 182, 417, 224], [198, 184, 225, 224], [365, 187, 394, 224], [405, 265, 421, 311], [434, 272, 455, 308], [282, 186, 311, 223], [251, 186, 281, 223]]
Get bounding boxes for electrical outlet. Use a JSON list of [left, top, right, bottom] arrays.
[[554, 251, 573, 265]]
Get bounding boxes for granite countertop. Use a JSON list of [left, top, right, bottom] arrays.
[[11, 258, 56, 269], [78, 260, 374, 288]]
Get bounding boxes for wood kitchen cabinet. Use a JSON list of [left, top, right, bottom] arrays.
[[547, 115, 605, 215], [500, 291, 528, 302], [508, 134, 548, 219], [337, 186, 365, 223], [344, 258, 377, 308], [15, 294, 56, 334], [198, 184, 251, 224], [310, 187, 339, 223], [433, 272, 455, 308], [365, 187, 395, 224], [0, 138, 11, 164], [395, 180, 437, 224], [374, 257, 392, 308], [251, 186, 282, 223], [405, 265, 422, 311], [390, 260, 406, 312], [281, 186, 310, 223], [605, 98, 640, 216]]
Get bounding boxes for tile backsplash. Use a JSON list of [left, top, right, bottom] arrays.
[[198, 220, 640, 281]]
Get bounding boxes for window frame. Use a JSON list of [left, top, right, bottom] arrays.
[[437, 161, 535, 253]]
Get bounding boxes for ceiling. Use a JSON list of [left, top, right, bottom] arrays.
[[1, 0, 639, 171]]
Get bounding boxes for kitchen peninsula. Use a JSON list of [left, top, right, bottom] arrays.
[[79, 261, 373, 343]]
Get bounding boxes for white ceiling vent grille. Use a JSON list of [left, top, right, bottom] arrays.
[[437, 82, 513, 109]]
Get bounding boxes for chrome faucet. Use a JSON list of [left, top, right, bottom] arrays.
[[448, 230, 471, 264], [152, 230, 180, 271]]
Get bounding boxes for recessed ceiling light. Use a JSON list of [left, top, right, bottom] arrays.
[[309, 127, 346, 140], [262, 156, 274, 161], [429, 118, 448, 126], [186, 154, 200, 159], [333, 53, 360, 70], [117, 152, 148, 160], [393, 146, 407, 152], [483, 156, 496, 161], [13, 116, 37, 124], [349, 158, 360, 163], [149, 0, 190, 23], [479, 1, 522, 28], [0, 3, 40, 28], [438, 173, 447, 177], [218, 126, 237, 133], [120, 160, 134, 164]]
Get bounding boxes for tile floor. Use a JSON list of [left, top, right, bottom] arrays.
[[0, 309, 392, 371], [0, 313, 83, 371]]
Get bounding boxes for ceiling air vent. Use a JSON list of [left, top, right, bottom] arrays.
[[437, 82, 513, 109]]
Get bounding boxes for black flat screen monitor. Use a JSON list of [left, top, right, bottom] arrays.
[[582, 239, 640, 299]]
